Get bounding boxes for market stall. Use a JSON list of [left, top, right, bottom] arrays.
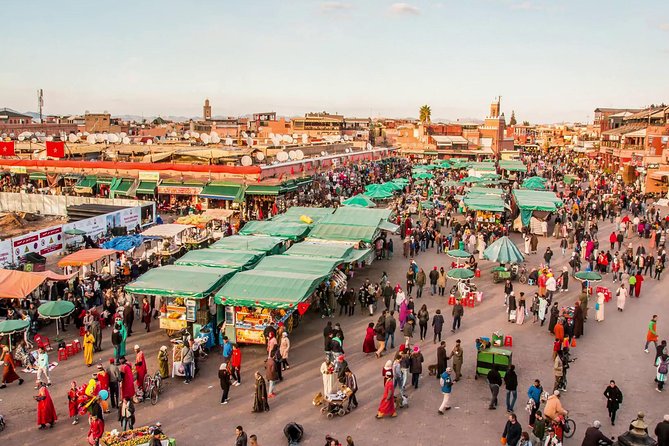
[[0, 268, 47, 300], [101, 425, 175, 446], [175, 248, 265, 270], [238, 220, 311, 241], [511, 189, 563, 232], [140, 224, 195, 257], [56, 248, 118, 277], [209, 235, 286, 255]]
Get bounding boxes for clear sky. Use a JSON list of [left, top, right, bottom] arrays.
[[2, 0, 668, 123]]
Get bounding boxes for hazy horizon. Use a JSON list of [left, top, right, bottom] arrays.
[[2, 0, 668, 124]]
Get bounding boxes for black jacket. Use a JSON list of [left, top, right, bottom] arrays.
[[502, 420, 522, 446], [581, 426, 612, 446], [487, 368, 502, 386], [503, 370, 518, 391], [655, 420, 669, 446]]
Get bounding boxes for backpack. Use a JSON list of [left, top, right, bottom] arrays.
[[659, 360, 669, 375]]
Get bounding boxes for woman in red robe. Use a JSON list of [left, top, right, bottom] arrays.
[[634, 273, 644, 297], [133, 345, 147, 390], [376, 372, 396, 419], [119, 358, 135, 400], [35, 382, 57, 428], [142, 297, 152, 332], [1, 347, 24, 388], [362, 323, 376, 354]]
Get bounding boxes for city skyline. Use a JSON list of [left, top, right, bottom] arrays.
[[2, 0, 668, 123]]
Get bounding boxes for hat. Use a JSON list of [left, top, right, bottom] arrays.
[[553, 390, 560, 396], [134, 344, 140, 351], [593, 420, 601, 428], [160, 346, 167, 352], [282, 332, 288, 337], [413, 346, 420, 353]]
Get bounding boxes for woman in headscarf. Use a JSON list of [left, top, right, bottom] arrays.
[[157, 346, 169, 378], [134, 345, 147, 389], [376, 371, 397, 419], [595, 292, 605, 322], [279, 332, 291, 371], [252, 371, 269, 413], [573, 301, 584, 338], [35, 381, 57, 429], [362, 322, 376, 354]]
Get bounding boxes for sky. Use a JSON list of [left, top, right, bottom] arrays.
[[2, 0, 668, 124]]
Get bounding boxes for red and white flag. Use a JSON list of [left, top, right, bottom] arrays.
[[45, 141, 65, 158], [0, 141, 15, 156]]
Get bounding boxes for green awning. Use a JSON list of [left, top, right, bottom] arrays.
[[295, 177, 313, 187], [111, 178, 135, 198], [254, 255, 340, 276], [308, 223, 378, 243], [210, 235, 285, 254], [463, 196, 506, 212], [284, 242, 354, 260], [280, 180, 298, 192], [125, 265, 237, 299], [175, 249, 265, 270], [280, 207, 335, 223], [215, 270, 326, 309], [136, 181, 157, 195], [331, 206, 392, 221], [200, 183, 244, 202], [424, 150, 438, 155], [64, 173, 83, 180], [29, 172, 47, 180], [321, 212, 383, 228], [245, 185, 281, 196], [378, 220, 400, 233], [239, 220, 310, 240], [74, 176, 97, 193]]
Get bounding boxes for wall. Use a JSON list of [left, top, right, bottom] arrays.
[[0, 193, 153, 216]]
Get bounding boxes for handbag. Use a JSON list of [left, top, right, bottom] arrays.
[[595, 303, 600, 311], [500, 437, 507, 445]]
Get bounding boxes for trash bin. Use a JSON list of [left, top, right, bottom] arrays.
[[23, 252, 47, 272]]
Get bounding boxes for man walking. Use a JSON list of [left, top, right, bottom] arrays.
[[384, 311, 396, 350], [451, 300, 464, 332], [603, 380, 623, 425], [645, 315, 659, 353], [437, 367, 453, 415], [504, 364, 518, 413], [487, 366, 502, 410], [527, 379, 543, 426], [432, 309, 444, 343], [107, 358, 120, 409], [429, 267, 439, 296], [450, 339, 463, 381]]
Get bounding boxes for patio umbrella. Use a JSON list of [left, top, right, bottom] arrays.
[[0, 319, 30, 350], [412, 172, 434, 180], [574, 271, 602, 297], [392, 178, 409, 185], [447, 249, 471, 259], [483, 236, 525, 264], [342, 195, 377, 208], [38, 300, 76, 335], [381, 182, 403, 192], [447, 268, 474, 280], [64, 228, 86, 236], [459, 176, 484, 183]]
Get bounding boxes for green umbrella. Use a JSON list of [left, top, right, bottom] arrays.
[[447, 268, 474, 280], [483, 236, 525, 264], [342, 195, 377, 208], [38, 300, 76, 335], [447, 249, 471, 259], [574, 271, 602, 282], [0, 319, 30, 350], [521, 176, 547, 190], [412, 172, 434, 180], [64, 228, 86, 235], [392, 178, 409, 185], [382, 182, 403, 192]]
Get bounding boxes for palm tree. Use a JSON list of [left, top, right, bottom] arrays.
[[419, 105, 431, 125]]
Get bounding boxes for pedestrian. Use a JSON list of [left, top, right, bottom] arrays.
[[252, 371, 269, 413], [107, 359, 120, 409], [157, 346, 169, 378], [504, 364, 518, 413], [450, 339, 463, 381], [279, 332, 290, 370], [437, 367, 453, 414], [616, 284, 627, 312], [363, 322, 376, 354], [235, 426, 248, 446], [656, 353, 669, 392], [344, 368, 358, 411], [118, 357, 135, 400], [429, 266, 439, 295], [452, 299, 463, 332], [88, 414, 104, 446], [656, 340, 668, 365], [437, 268, 447, 296], [645, 315, 659, 353], [231, 344, 242, 386], [432, 309, 444, 343], [141, 297, 151, 332], [181, 343, 194, 384], [118, 397, 135, 431], [527, 379, 543, 426], [1, 346, 24, 388], [487, 366, 502, 410], [501, 413, 522, 446], [34, 381, 57, 429], [416, 268, 426, 298], [34, 346, 51, 388], [595, 292, 605, 322], [320, 358, 336, 396], [265, 348, 278, 398], [603, 380, 623, 425], [410, 345, 423, 389], [374, 319, 386, 359], [218, 362, 231, 404], [133, 345, 147, 389], [574, 302, 584, 338], [83, 329, 95, 367], [654, 414, 669, 446], [436, 341, 448, 378], [402, 318, 415, 345], [532, 411, 546, 444], [375, 371, 396, 419], [553, 351, 564, 392], [384, 311, 396, 350], [508, 292, 517, 322], [417, 304, 429, 340]]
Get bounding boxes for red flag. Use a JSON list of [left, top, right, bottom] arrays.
[[0, 141, 15, 156], [46, 141, 65, 158], [297, 302, 310, 316]]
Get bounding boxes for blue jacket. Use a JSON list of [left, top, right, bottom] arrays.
[[222, 342, 232, 358], [528, 384, 542, 404], [440, 371, 453, 393]]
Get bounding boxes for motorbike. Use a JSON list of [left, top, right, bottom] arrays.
[[492, 263, 528, 284]]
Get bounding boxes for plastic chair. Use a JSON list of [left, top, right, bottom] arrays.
[[58, 347, 68, 361], [504, 335, 513, 347], [66, 344, 75, 357], [34, 334, 53, 351], [448, 295, 456, 305], [72, 339, 81, 353]]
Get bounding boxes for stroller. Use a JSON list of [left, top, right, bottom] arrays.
[[283, 422, 304, 445]]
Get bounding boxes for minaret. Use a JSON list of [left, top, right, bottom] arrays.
[[489, 96, 501, 118], [203, 99, 212, 121]]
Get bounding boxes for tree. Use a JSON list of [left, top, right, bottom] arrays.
[[522, 121, 530, 126], [509, 110, 517, 126], [419, 105, 431, 125]]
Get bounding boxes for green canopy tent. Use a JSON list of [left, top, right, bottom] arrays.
[[331, 206, 393, 221], [412, 172, 434, 180], [0, 319, 30, 349], [37, 300, 76, 335], [512, 189, 563, 226], [521, 176, 548, 190], [278, 207, 335, 223], [125, 265, 237, 299], [363, 187, 394, 200], [483, 236, 525, 264], [463, 196, 506, 213], [210, 235, 285, 255], [284, 242, 352, 260], [308, 223, 379, 243], [342, 195, 377, 208], [447, 249, 471, 259], [239, 221, 311, 241], [447, 268, 475, 280], [215, 270, 327, 309], [381, 182, 403, 192], [175, 249, 265, 270], [460, 176, 485, 184], [499, 160, 527, 172], [253, 255, 341, 276]]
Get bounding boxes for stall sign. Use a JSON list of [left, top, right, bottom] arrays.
[[160, 318, 187, 331], [10, 166, 26, 174], [12, 230, 42, 256], [185, 299, 197, 323], [156, 186, 203, 196], [39, 227, 63, 255], [236, 328, 265, 345], [139, 171, 160, 182]]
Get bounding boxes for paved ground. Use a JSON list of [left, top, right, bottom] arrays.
[[2, 214, 667, 446]]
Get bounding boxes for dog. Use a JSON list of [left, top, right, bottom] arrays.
[[427, 364, 439, 376], [312, 392, 324, 406]]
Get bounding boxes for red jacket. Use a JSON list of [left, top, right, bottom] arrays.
[[231, 348, 242, 368], [609, 232, 617, 244]]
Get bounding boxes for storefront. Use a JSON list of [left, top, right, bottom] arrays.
[[198, 182, 244, 210], [156, 180, 205, 214]]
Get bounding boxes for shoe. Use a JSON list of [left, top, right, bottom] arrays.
[[0, 384, 6, 389], [438, 410, 444, 415], [268, 393, 276, 398], [657, 388, 663, 392], [489, 406, 496, 410], [644, 349, 649, 353], [184, 380, 190, 384], [72, 420, 78, 425], [221, 401, 228, 405], [445, 407, 451, 410], [234, 382, 241, 386]]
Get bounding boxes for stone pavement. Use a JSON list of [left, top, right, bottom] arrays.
[[1, 217, 667, 446]]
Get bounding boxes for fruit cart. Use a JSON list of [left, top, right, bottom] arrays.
[[227, 306, 302, 345], [101, 425, 175, 446]]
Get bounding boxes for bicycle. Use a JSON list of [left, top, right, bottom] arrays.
[[561, 414, 576, 439], [142, 371, 163, 405]]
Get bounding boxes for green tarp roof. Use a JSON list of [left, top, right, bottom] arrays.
[[282, 207, 335, 219], [136, 181, 157, 195], [215, 270, 327, 309], [308, 223, 378, 243], [239, 220, 310, 240], [499, 160, 527, 172], [175, 249, 265, 270], [467, 187, 505, 196], [521, 176, 548, 190], [342, 195, 377, 208], [74, 176, 97, 192], [285, 242, 353, 260], [332, 206, 392, 221], [320, 213, 383, 228], [200, 183, 244, 202], [245, 184, 282, 196], [254, 255, 340, 276], [512, 189, 563, 211], [463, 196, 506, 212], [125, 265, 237, 299], [469, 162, 497, 171], [210, 235, 285, 254]]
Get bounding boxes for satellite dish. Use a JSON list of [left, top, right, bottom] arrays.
[[301, 134, 308, 144], [240, 155, 253, 166], [225, 137, 233, 146], [345, 148, 350, 153], [366, 143, 373, 150], [321, 151, 326, 156], [18, 135, 25, 141], [295, 150, 304, 160], [271, 136, 281, 146], [170, 131, 177, 137], [38, 136, 46, 143], [183, 132, 190, 139], [120, 132, 127, 138], [68, 134, 79, 143], [86, 134, 96, 144], [276, 151, 289, 162], [107, 134, 119, 144], [46, 136, 54, 142], [287, 136, 294, 144], [251, 133, 256, 138], [76, 132, 83, 137], [122, 137, 130, 144], [191, 132, 200, 139], [255, 152, 265, 161], [201, 134, 210, 144], [83, 132, 90, 136], [95, 133, 106, 143], [246, 137, 254, 147], [31, 138, 37, 143], [288, 150, 297, 160], [211, 134, 221, 144], [146, 139, 153, 145]]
